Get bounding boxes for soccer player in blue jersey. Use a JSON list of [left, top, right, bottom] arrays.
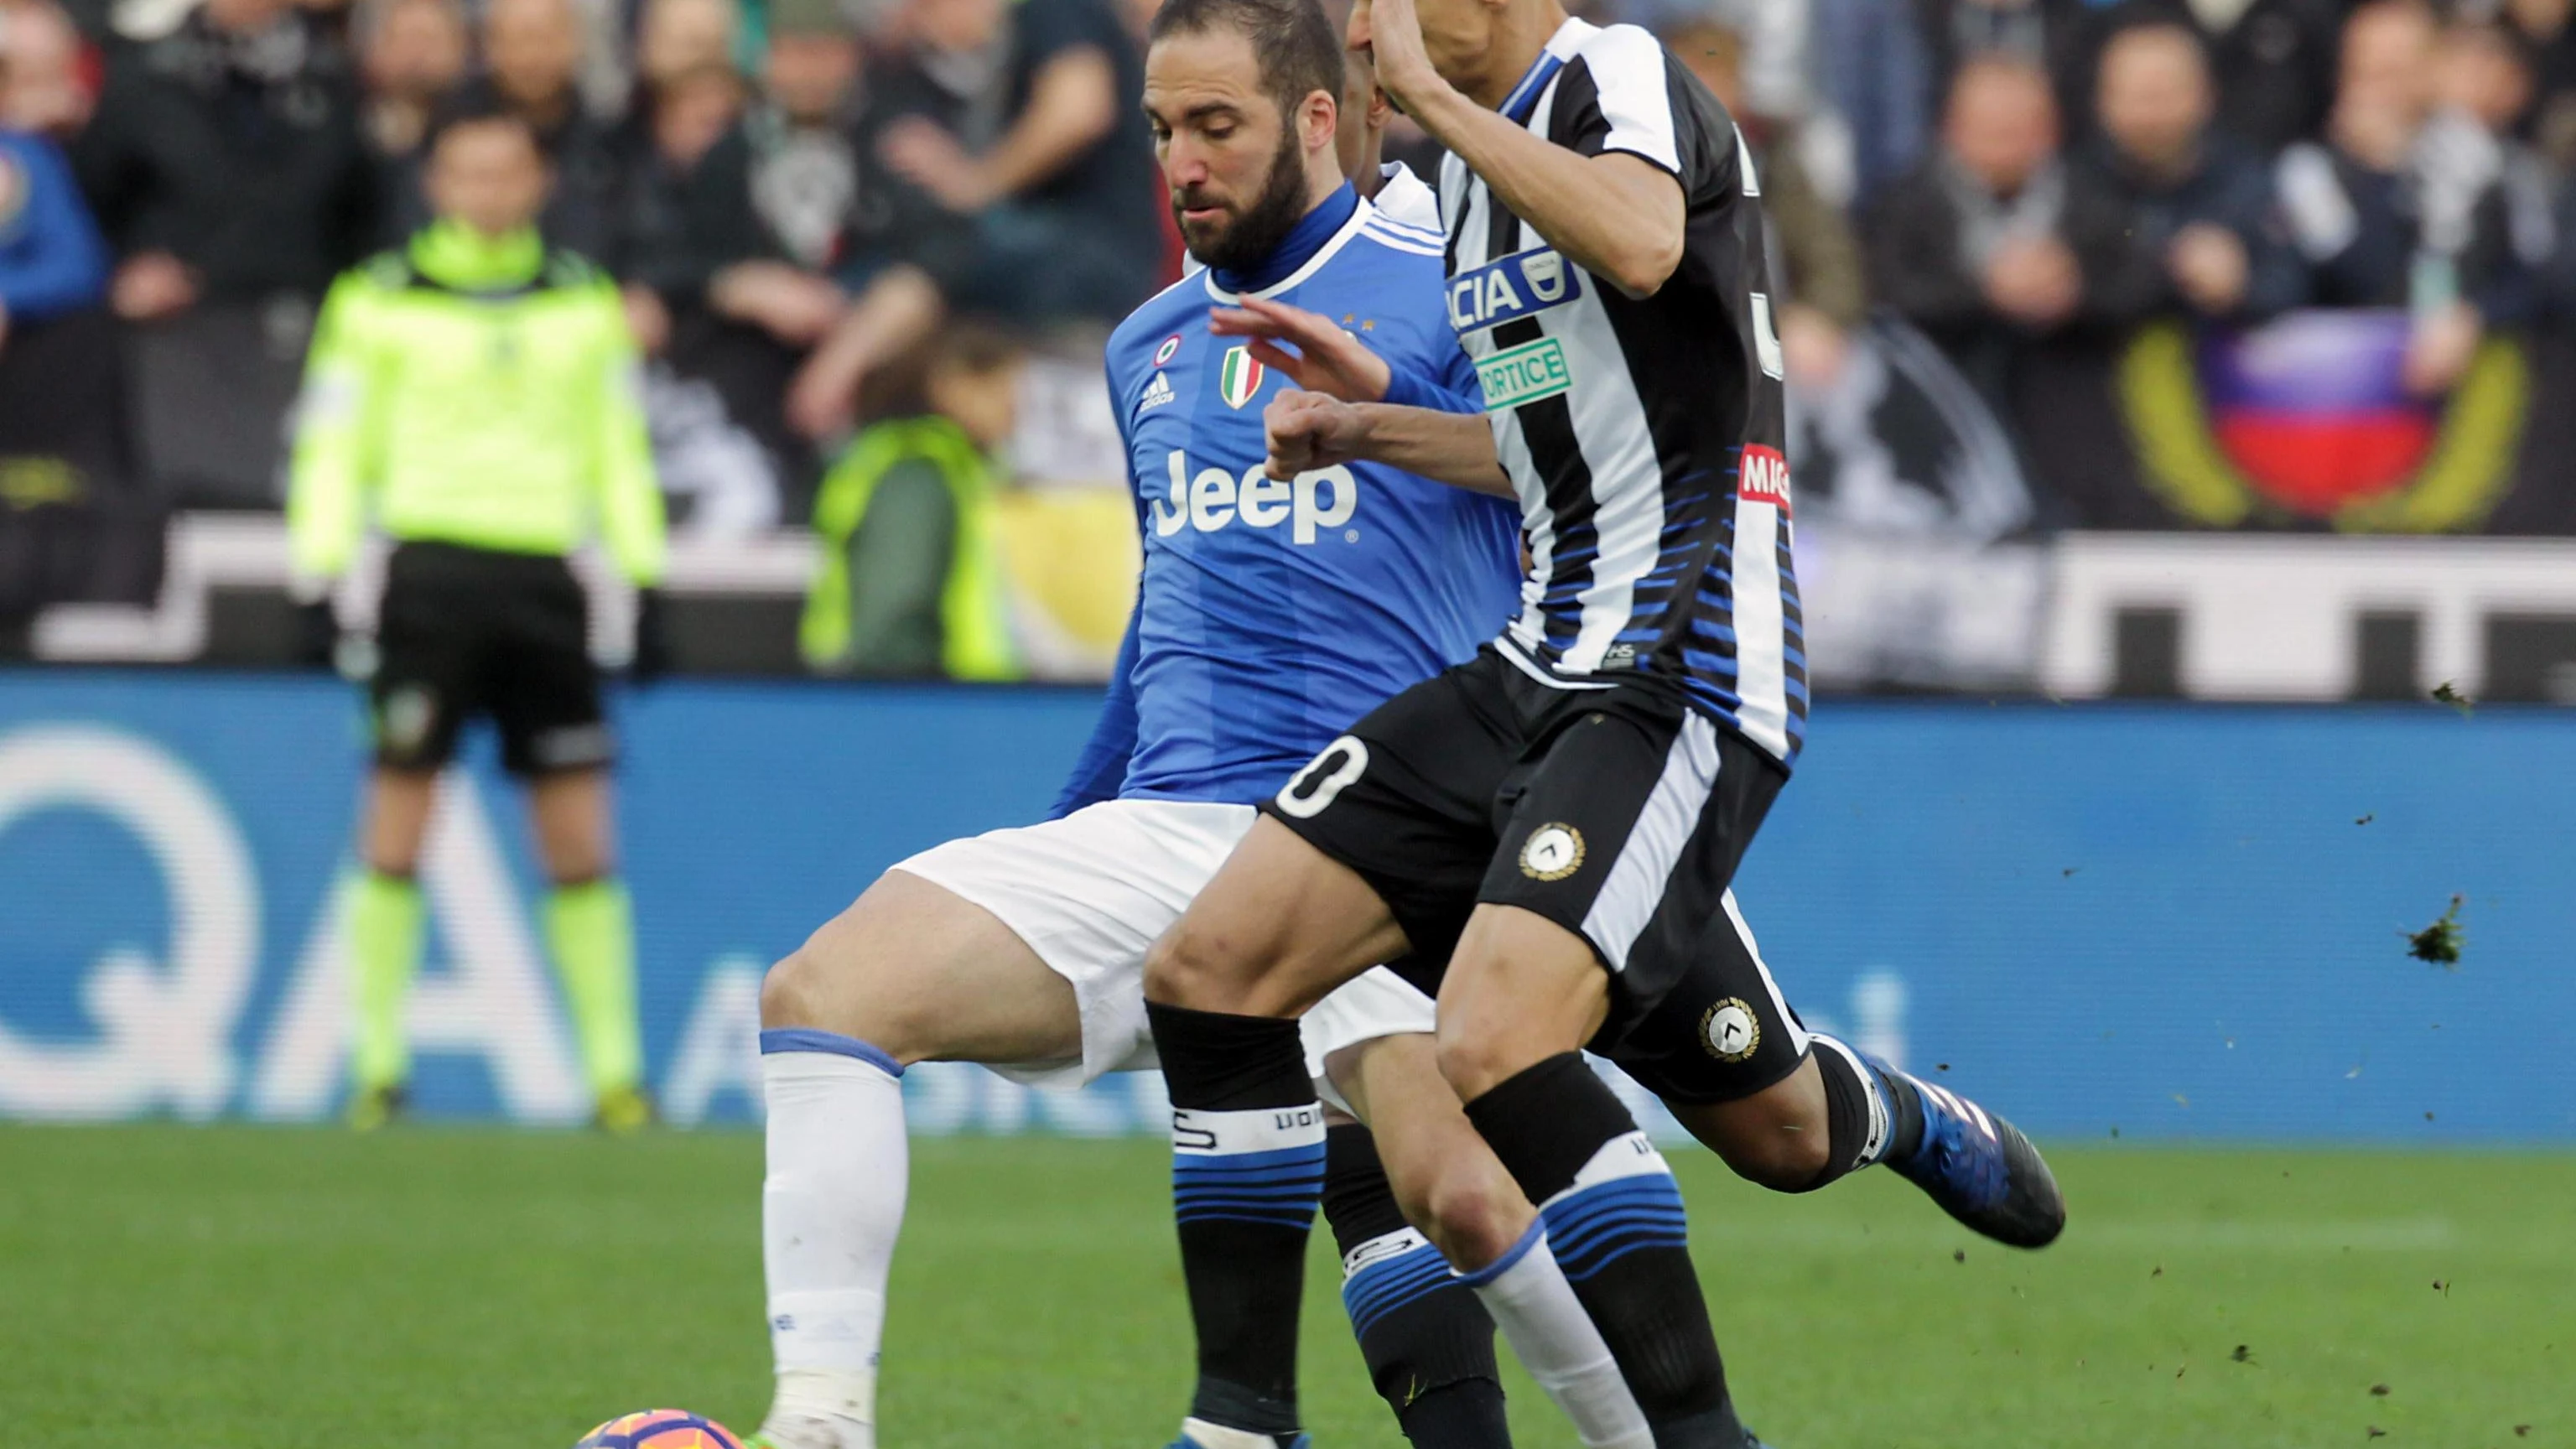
[[746, 2, 1552, 1445]]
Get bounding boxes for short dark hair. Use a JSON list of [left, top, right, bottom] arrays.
[[423, 91, 545, 158], [1148, 0, 1345, 125]]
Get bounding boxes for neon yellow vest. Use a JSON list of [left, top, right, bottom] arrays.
[[802, 416, 1020, 681]]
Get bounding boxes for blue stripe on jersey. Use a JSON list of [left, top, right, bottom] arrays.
[[1498, 51, 1568, 123], [1682, 647, 1742, 678]]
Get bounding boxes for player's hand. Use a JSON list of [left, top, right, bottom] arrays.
[[1265, 388, 1372, 480], [1354, 0, 1442, 112], [630, 588, 675, 685], [1209, 296, 1393, 402]]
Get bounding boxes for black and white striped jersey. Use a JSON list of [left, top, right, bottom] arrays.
[[1440, 17, 1805, 766]]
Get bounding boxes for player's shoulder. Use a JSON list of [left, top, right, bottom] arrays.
[[1556, 18, 1736, 187], [1561, 18, 1678, 87], [1107, 271, 1208, 378], [1367, 165, 1446, 240], [1354, 195, 1447, 262]]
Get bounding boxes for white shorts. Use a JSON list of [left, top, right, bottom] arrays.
[[892, 798, 1437, 1092]]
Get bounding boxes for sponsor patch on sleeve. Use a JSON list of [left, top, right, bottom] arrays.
[[1739, 443, 1792, 517]]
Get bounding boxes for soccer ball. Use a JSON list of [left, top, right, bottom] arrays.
[[573, 1409, 746, 1449]]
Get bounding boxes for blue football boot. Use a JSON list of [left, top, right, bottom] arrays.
[[1882, 1060, 2066, 1249]]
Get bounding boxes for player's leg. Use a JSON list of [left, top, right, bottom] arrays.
[[1436, 703, 1789, 1449], [344, 766, 439, 1128], [758, 798, 1251, 1449], [1141, 814, 1412, 1449], [754, 870, 1083, 1449], [1320, 1023, 1653, 1449], [1625, 892, 2065, 1247], [525, 766, 650, 1129], [1436, 906, 1753, 1446], [1318, 1114, 1517, 1449]]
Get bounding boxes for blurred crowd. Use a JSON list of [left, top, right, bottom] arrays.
[[6, 0, 2576, 532]]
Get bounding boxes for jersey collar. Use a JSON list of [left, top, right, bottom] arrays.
[[410, 220, 545, 293], [1497, 17, 1595, 124], [1205, 181, 1364, 302]]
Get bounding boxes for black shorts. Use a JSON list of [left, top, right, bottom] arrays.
[[370, 542, 611, 777], [1261, 647, 1795, 1084]]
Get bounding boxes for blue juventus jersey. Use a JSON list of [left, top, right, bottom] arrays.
[[1097, 185, 1524, 807]]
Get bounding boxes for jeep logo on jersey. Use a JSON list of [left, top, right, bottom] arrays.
[[1218, 346, 1266, 408], [1740, 444, 1792, 517], [1446, 247, 1586, 335], [1150, 450, 1358, 543]]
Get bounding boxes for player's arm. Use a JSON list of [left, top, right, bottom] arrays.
[[284, 271, 379, 592], [1267, 391, 1512, 499], [592, 283, 668, 588], [1051, 605, 1141, 818], [1365, 0, 1685, 297], [1050, 352, 1150, 818]]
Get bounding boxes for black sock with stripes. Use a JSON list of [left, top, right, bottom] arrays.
[[1147, 1000, 1327, 1437], [1465, 1052, 1745, 1446], [1322, 1124, 1513, 1447]]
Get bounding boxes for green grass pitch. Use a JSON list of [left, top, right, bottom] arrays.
[[3, 1127, 2571, 1446]]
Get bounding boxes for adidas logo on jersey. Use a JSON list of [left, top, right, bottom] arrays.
[[1150, 449, 1359, 544], [1138, 370, 1176, 414]]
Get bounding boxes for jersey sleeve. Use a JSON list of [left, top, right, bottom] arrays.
[[1566, 27, 1687, 178], [285, 271, 382, 584], [589, 286, 668, 586], [1049, 603, 1140, 818], [1052, 344, 1145, 816]]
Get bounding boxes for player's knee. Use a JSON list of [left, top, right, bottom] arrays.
[[1432, 1021, 1527, 1107], [1406, 1162, 1525, 1270], [759, 946, 832, 1032], [1143, 918, 1247, 1010], [761, 934, 928, 1060], [1713, 1119, 1832, 1192]]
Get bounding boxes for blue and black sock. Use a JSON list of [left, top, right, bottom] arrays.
[[1147, 1000, 1327, 1438], [1322, 1124, 1512, 1449], [1466, 1052, 1746, 1447]]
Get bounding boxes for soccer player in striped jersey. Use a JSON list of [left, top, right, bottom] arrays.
[[749, 3, 1653, 1446], [1141, 0, 2066, 1443]]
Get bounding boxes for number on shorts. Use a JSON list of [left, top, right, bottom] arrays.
[[1275, 735, 1370, 818]]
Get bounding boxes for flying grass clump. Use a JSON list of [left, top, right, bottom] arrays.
[[2407, 895, 2464, 967]]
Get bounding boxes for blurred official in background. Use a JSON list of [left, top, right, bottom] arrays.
[[286, 98, 669, 1133], [800, 323, 1025, 679]]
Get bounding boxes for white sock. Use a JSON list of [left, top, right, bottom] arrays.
[[1177, 1420, 1290, 1449], [1461, 1223, 1651, 1449], [761, 1042, 908, 1446]]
